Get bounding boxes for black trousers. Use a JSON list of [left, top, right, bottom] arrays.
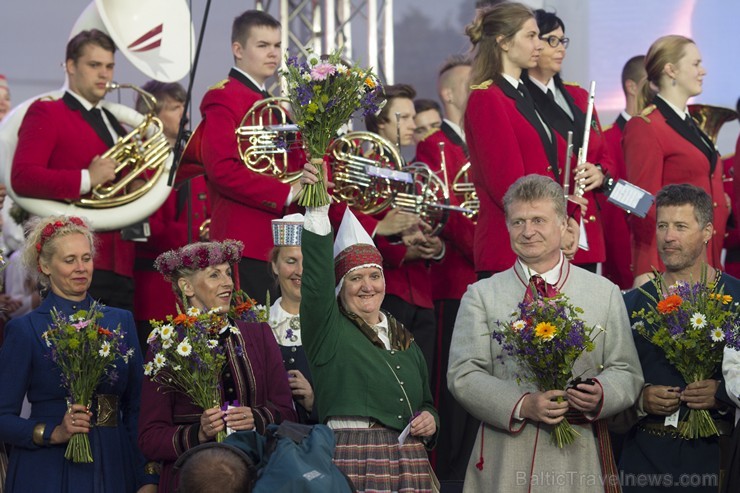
[[381, 294, 436, 380], [431, 298, 480, 481], [238, 257, 279, 306], [88, 270, 134, 313]]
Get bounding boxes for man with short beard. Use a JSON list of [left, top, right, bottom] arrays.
[[620, 183, 740, 492]]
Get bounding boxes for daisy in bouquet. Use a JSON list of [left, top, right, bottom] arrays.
[[493, 288, 602, 448], [41, 302, 133, 462], [632, 272, 740, 439], [280, 49, 385, 207], [145, 306, 232, 442]]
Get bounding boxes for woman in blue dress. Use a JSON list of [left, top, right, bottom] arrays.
[[0, 216, 155, 493]]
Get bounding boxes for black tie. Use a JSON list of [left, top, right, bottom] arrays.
[[546, 89, 556, 102], [518, 82, 532, 103], [89, 108, 114, 147]]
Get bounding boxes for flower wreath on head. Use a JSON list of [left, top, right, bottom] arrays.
[[154, 240, 244, 282], [36, 216, 87, 253]]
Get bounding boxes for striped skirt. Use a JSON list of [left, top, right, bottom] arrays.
[[333, 428, 435, 493]]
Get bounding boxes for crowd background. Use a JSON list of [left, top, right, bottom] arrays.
[[1, 0, 738, 161]]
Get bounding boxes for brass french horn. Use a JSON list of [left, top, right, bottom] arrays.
[[395, 161, 451, 236], [327, 131, 403, 215], [236, 97, 303, 184], [452, 162, 479, 222], [327, 131, 452, 234]]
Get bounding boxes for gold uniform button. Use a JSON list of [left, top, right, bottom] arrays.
[[589, 215, 596, 222], [713, 202, 718, 207]]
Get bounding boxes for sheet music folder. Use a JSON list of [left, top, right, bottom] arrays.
[[605, 179, 655, 218]]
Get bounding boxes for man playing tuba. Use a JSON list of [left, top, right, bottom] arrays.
[[11, 29, 135, 312]]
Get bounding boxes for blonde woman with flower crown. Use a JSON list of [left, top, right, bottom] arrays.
[[137, 240, 296, 493], [0, 215, 156, 493]]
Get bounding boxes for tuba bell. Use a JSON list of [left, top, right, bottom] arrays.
[[688, 104, 738, 145], [236, 97, 303, 184]]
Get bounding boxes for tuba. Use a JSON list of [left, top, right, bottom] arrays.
[[236, 97, 303, 184], [75, 82, 171, 208], [688, 104, 738, 145], [451, 162, 479, 222], [0, 0, 194, 231]]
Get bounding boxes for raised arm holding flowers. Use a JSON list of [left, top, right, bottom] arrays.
[[280, 49, 384, 207]]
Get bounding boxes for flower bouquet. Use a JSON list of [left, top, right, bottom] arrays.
[[632, 272, 740, 439], [493, 287, 601, 447], [42, 302, 132, 462], [280, 49, 385, 207], [145, 307, 231, 442]]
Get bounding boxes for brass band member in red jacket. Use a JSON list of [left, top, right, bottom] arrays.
[[12, 30, 133, 311], [521, 9, 616, 273], [623, 35, 727, 286], [197, 10, 305, 304], [463, 2, 579, 278]]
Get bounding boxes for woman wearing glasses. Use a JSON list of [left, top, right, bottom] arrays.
[[521, 9, 615, 273], [623, 35, 726, 286], [464, 2, 580, 277]]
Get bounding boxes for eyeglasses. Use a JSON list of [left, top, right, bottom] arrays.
[[540, 35, 570, 49]]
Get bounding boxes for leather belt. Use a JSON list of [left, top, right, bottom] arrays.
[[638, 419, 732, 440]]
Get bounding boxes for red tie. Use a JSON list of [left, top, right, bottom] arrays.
[[523, 274, 559, 304]]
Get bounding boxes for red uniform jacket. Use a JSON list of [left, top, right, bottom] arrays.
[[600, 116, 635, 289], [415, 123, 476, 301], [11, 92, 135, 277], [133, 177, 211, 322], [624, 97, 728, 275], [725, 142, 740, 277], [199, 69, 304, 262], [465, 78, 559, 273]]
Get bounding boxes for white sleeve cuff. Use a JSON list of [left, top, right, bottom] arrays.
[[304, 205, 331, 236], [513, 397, 525, 421], [80, 170, 91, 195]]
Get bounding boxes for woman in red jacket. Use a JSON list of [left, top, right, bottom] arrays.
[[623, 35, 727, 285], [464, 2, 579, 276], [521, 9, 615, 273]]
